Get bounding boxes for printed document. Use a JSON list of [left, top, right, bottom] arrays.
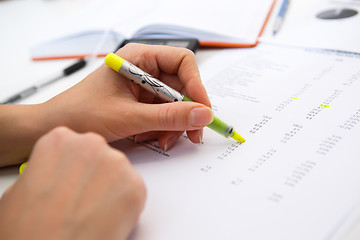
[[112, 43, 360, 240]]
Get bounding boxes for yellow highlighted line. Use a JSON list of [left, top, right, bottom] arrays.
[[319, 104, 330, 108]]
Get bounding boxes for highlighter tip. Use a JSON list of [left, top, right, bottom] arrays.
[[232, 132, 246, 143]]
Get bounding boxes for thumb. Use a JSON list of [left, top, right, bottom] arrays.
[[133, 101, 214, 133]]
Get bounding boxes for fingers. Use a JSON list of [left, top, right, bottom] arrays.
[[1, 127, 146, 240], [130, 101, 212, 151], [127, 101, 213, 134], [134, 131, 186, 152], [186, 129, 204, 144], [158, 129, 204, 151], [134, 128, 203, 152], [115, 43, 211, 107], [158, 131, 186, 152]]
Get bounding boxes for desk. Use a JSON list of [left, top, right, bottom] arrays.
[[1, 0, 360, 239]]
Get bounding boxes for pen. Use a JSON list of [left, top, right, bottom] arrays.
[[273, 0, 290, 35], [1, 59, 86, 104], [105, 53, 245, 143]]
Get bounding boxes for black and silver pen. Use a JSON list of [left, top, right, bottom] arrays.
[[1, 59, 86, 104]]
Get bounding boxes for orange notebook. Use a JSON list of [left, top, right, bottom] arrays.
[[31, 0, 276, 61]]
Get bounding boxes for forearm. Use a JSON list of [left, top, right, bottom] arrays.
[[0, 104, 49, 167], [0, 45, 213, 167]]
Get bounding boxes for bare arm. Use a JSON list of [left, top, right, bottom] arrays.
[[0, 44, 213, 167]]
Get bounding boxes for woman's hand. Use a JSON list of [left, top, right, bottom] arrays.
[[0, 44, 213, 165], [44, 43, 213, 150], [0, 127, 146, 240]]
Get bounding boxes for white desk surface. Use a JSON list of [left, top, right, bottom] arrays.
[[0, 0, 359, 239]]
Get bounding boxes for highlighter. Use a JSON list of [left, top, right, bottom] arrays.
[[105, 53, 245, 143]]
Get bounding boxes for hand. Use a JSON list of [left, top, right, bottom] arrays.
[[0, 44, 213, 166], [43, 44, 213, 151], [0, 127, 146, 240]]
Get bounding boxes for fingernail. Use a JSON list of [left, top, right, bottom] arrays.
[[133, 135, 143, 142], [198, 128, 203, 144], [163, 136, 178, 152], [190, 107, 214, 127]]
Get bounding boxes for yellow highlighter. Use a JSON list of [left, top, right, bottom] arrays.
[[19, 162, 27, 175], [105, 53, 245, 143]]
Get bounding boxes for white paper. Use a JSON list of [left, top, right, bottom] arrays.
[[261, 0, 360, 53], [111, 43, 360, 240]]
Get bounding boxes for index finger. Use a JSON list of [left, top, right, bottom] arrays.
[[115, 43, 211, 107]]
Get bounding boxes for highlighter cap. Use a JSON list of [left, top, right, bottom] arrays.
[[19, 162, 28, 175], [105, 53, 125, 72]]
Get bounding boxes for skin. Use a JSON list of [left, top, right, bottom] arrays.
[[0, 127, 146, 240], [0, 44, 213, 239], [0, 43, 213, 167]]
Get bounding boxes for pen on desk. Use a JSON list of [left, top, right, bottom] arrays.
[[104, 53, 245, 143], [1, 59, 87, 104], [273, 0, 290, 35]]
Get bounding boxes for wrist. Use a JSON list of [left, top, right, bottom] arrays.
[[0, 103, 50, 166]]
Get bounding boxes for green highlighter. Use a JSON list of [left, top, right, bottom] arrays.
[[105, 53, 245, 143]]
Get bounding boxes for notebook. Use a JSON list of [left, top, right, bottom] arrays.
[[30, 0, 276, 61]]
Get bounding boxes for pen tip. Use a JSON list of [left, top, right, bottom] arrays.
[[232, 132, 246, 143]]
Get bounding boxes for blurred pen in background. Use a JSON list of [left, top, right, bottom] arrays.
[[273, 0, 290, 35], [1, 59, 86, 104]]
